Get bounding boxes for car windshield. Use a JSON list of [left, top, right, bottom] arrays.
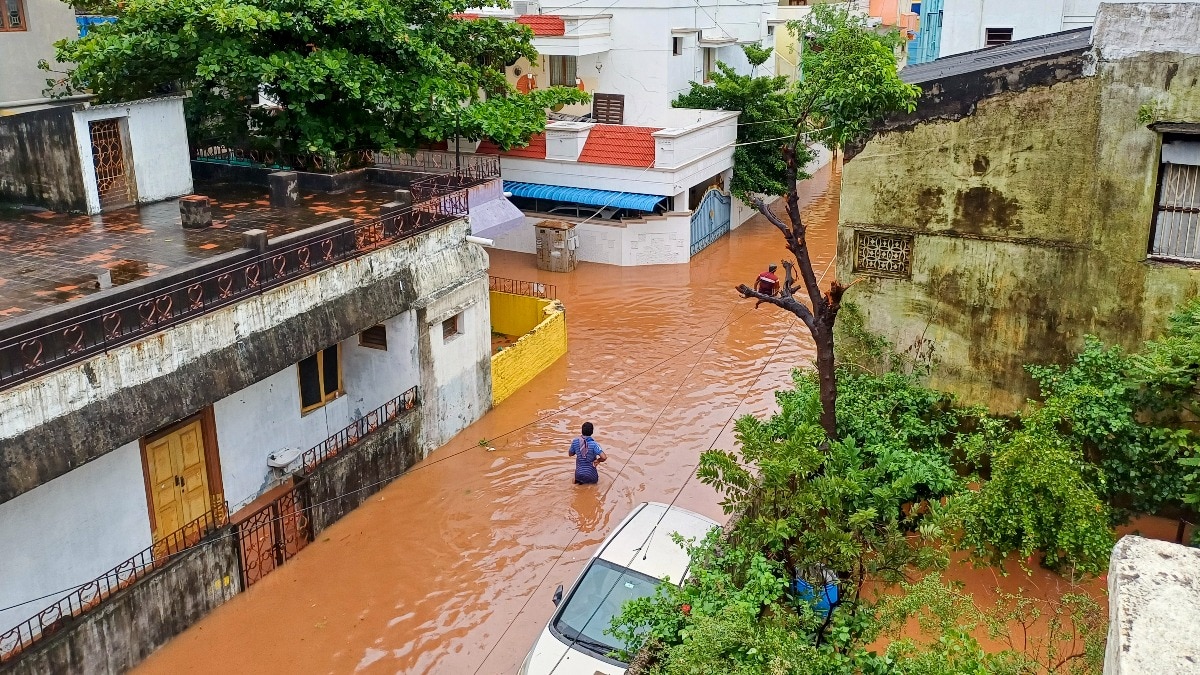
[[552, 558, 661, 658]]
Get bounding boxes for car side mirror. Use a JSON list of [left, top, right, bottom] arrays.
[[552, 584, 563, 606]]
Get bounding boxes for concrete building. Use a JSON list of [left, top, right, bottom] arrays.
[[450, 0, 790, 265], [0, 0, 79, 113], [0, 96, 193, 213], [0, 151, 498, 670], [923, 0, 1200, 62], [837, 2, 1200, 411]]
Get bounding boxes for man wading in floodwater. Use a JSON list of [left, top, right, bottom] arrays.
[[569, 422, 607, 485]]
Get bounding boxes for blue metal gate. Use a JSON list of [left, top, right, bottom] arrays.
[[690, 188, 732, 257]]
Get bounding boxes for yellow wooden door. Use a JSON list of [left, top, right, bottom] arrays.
[[144, 419, 211, 541]]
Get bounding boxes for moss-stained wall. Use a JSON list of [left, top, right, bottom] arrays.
[[838, 3, 1200, 411]]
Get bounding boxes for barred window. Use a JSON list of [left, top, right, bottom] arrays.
[[853, 231, 913, 279], [1151, 139, 1200, 261]]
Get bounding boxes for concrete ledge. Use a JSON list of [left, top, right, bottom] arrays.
[[0, 531, 241, 674], [0, 220, 482, 504], [307, 411, 422, 533], [1104, 535, 1200, 674]]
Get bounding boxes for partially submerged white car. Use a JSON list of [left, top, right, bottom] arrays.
[[518, 502, 720, 675]]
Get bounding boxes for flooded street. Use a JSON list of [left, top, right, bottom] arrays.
[[135, 164, 840, 674], [134, 161, 1169, 674]]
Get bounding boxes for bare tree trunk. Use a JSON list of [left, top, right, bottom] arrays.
[[813, 321, 837, 437], [736, 143, 845, 439]]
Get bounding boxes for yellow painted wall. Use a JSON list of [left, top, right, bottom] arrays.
[[490, 291, 550, 337], [491, 294, 568, 405]]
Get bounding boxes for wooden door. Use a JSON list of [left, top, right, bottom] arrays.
[[144, 419, 212, 541]]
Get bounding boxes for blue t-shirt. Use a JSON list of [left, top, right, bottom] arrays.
[[569, 437, 603, 484]]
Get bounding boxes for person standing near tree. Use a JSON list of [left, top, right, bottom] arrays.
[[569, 422, 607, 485]]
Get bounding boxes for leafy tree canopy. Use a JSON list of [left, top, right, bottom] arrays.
[[48, 0, 588, 153], [672, 53, 794, 201]]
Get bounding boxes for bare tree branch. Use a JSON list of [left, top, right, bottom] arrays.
[[736, 284, 817, 330]]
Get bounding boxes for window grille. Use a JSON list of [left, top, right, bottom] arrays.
[[442, 313, 461, 341], [359, 325, 388, 351], [1152, 147, 1200, 261], [592, 93, 624, 125], [853, 231, 914, 279], [985, 27, 1013, 46], [2, 0, 25, 30]]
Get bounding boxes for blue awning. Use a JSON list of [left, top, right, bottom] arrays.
[[503, 181, 666, 212]]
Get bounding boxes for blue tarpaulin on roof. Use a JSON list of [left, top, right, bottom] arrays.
[[503, 181, 666, 212]]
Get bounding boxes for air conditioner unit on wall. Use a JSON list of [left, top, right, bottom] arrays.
[[513, 1, 540, 15]]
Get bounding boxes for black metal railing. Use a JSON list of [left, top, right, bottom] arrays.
[[488, 275, 557, 300], [375, 149, 500, 178], [190, 143, 502, 181], [0, 503, 228, 664], [234, 483, 311, 588], [301, 387, 419, 474], [190, 141, 378, 174], [0, 189, 468, 392]]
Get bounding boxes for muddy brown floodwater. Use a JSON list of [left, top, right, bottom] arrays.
[[133, 161, 1173, 674]]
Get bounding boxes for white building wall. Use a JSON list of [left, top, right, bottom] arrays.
[[214, 310, 421, 511], [71, 96, 193, 214], [938, 0, 1200, 57], [0, 0, 78, 107], [491, 213, 691, 266], [0, 441, 151, 630], [420, 276, 492, 448], [531, 0, 776, 127]]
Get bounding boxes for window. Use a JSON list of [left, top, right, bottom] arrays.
[[359, 325, 387, 351], [703, 48, 717, 82], [549, 55, 577, 87], [442, 313, 462, 341], [1151, 138, 1200, 261], [2, 0, 25, 31], [853, 231, 914, 279], [298, 345, 341, 413], [767, 25, 775, 36], [672, 36, 683, 56], [787, 0, 810, 5], [592, 93, 625, 125], [984, 27, 1013, 47]]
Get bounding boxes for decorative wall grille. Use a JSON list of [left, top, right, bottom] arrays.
[[853, 231, 913, 279], [88, 119, 134, 209], [1152, 162, 1200, 261]]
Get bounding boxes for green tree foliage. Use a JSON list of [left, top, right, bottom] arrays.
[[610, 369, 1107, 674], [736, 6, 920, 438], [672, 49, 793, 201], [48, 0, 587, 153], [791, 4, 919, 151]]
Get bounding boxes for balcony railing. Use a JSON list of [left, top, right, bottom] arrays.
[[0, 503, 228, 664], [488, 275, 557, 300], [0, 188, 468, 392], [301, 386, 419, 474]]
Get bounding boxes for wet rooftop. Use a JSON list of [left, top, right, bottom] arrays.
[[0, 181, 401, 320]]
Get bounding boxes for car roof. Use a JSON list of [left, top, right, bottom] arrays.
[[595, 503, 719, 582]]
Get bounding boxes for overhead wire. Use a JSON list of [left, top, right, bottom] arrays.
[[0, 302, 757, 618], [536, 313, 797, 675], [471, 298, 744, 673]]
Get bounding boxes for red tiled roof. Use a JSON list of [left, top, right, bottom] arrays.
[[476, 133, 547, 159], [577, 126, 661, 168], [516, 14, 566, 36]]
